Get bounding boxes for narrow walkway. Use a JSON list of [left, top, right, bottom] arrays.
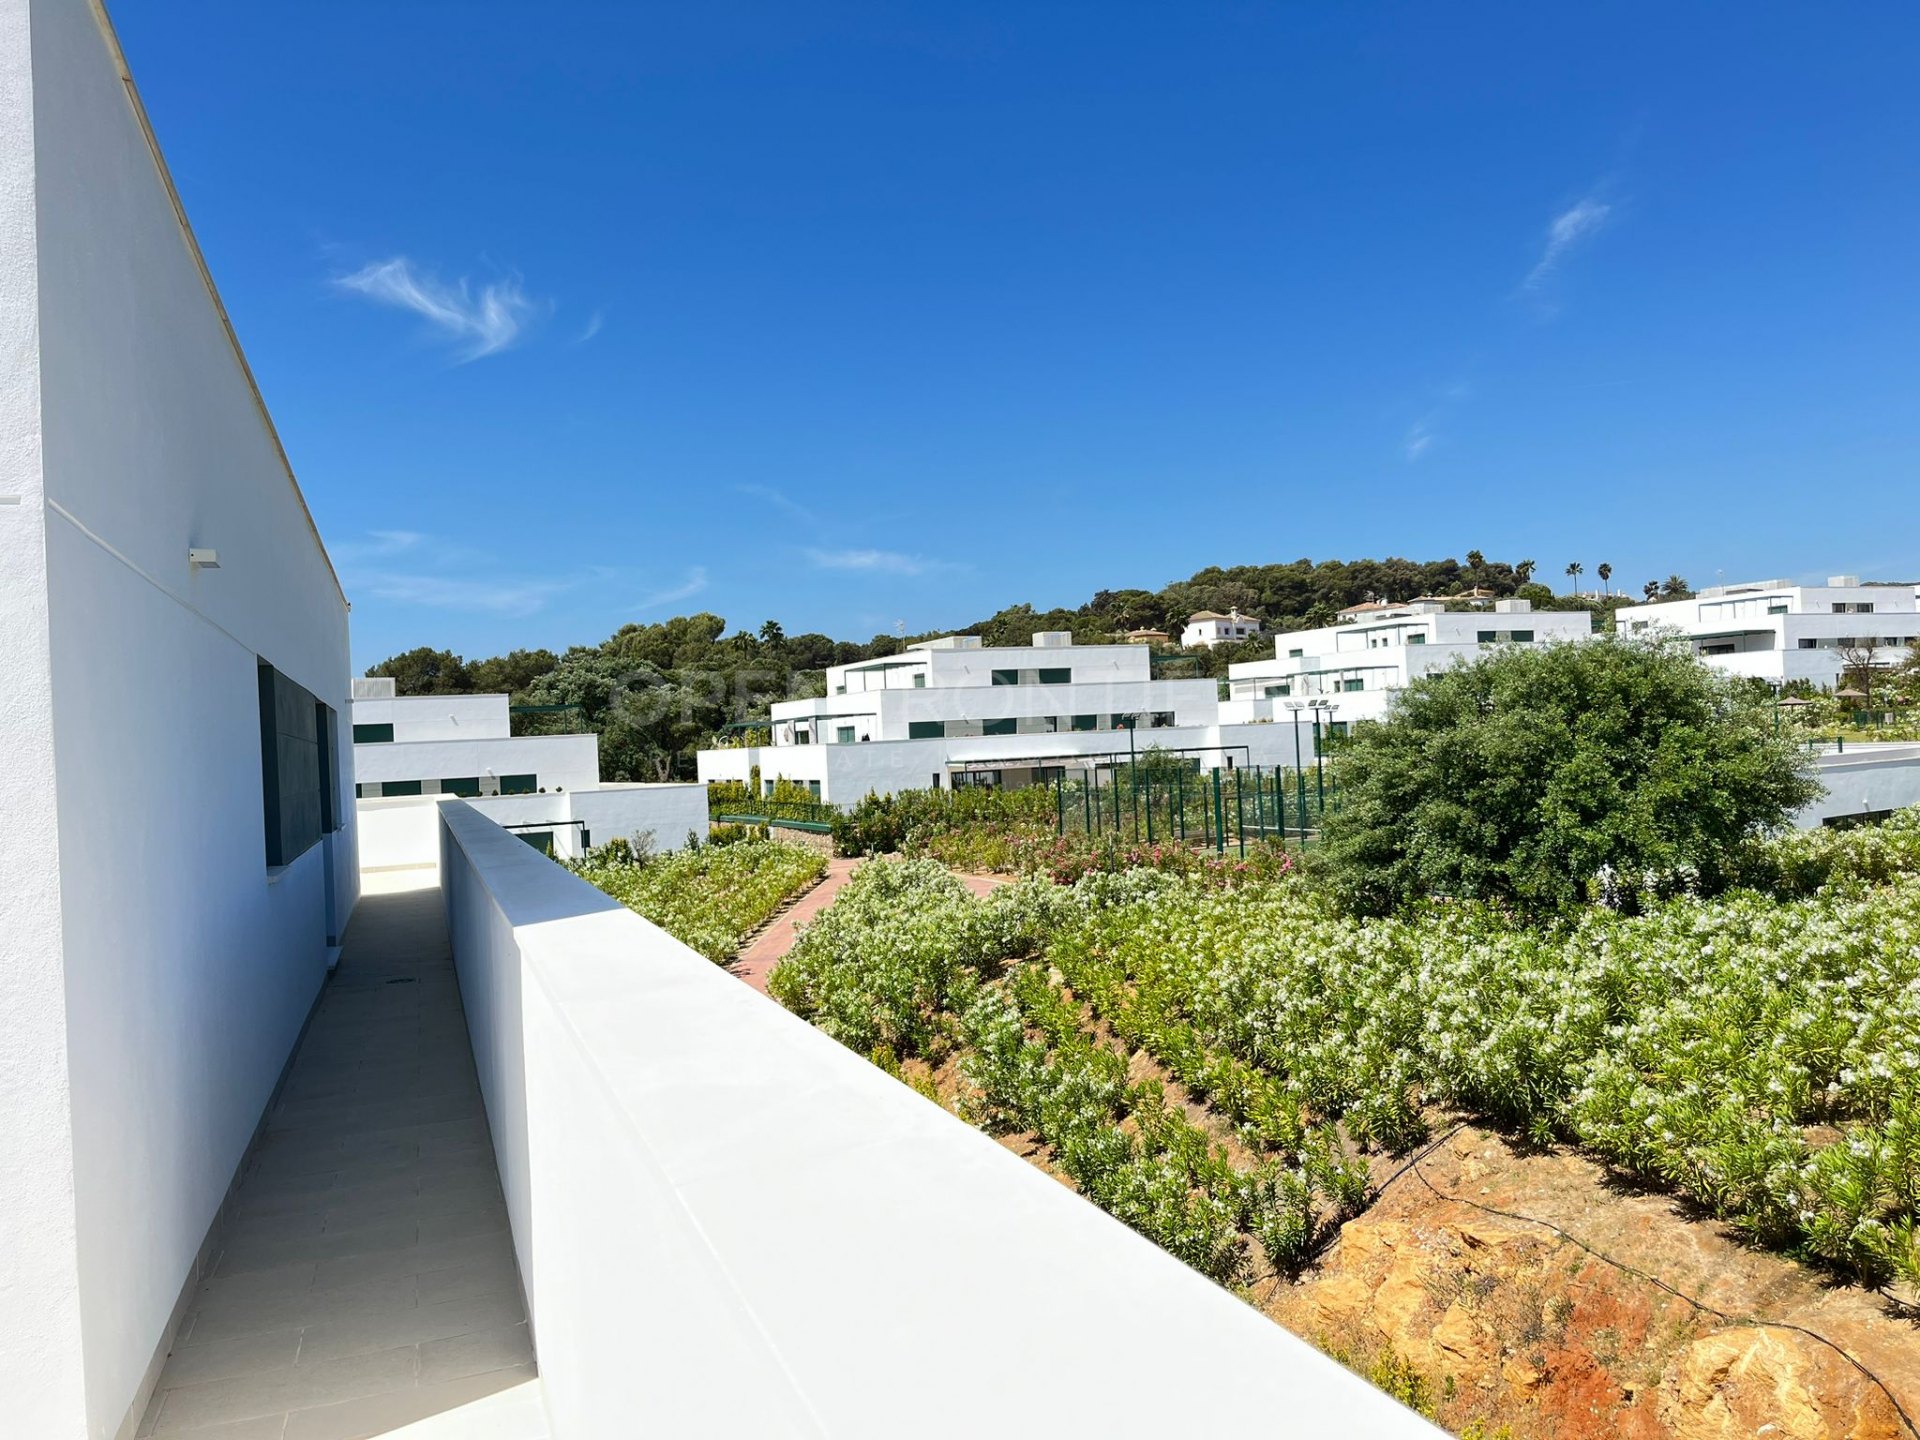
[[730, 856, 861, 993], [139, 870, 539, 1440]]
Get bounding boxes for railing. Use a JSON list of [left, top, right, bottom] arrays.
[[1055, 762, 1338, 853], [436, 800, 1437, 1437], [709, 797, 840, 833]]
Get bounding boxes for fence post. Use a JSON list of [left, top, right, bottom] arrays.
[[1233, 767, 1246, 858], [1212, 769, 1225, 855], [1175, 768, 1185, 841]]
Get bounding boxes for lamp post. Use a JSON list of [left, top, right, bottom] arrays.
[[1285, 700, 1307, 839], [1310, 699, 1332, 815]]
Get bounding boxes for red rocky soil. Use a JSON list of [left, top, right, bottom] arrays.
[[1255, 1126, 1920, 1440]]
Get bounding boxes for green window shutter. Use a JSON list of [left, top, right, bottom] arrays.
[[908, 721, 945, 739], [1476, 630, 1496, 643], [518, 830, 554, 856], [913, 674, 926, 687], [983, 717, 1017, 736], [1070, 714, 1098, 731], [352, 723, 394, 744], [1342, 678, 1364, 692], [500, 774, 537, 795], [1037, 668, 1071, 685], [808, 780, 822, 799], [991, 669, 1019, 686], [835, 726, 855, 744], [382, 779, 423, 797], [1406, 634, 1426, 645], [1511, 629, 1535, 642], [441, 777, 481, 797]]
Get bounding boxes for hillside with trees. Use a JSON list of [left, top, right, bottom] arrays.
[[364, 553, 1684, 780]]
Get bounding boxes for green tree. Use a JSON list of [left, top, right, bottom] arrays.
[[1317, 635, 1820, 915], [1596, 562, 1612, 595], [366, 647, 472, 694], [1515, 559, 1536, 584], [1565, 560, 1584, 592]]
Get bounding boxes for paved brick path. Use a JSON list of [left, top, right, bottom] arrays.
[[730, 862, 1014, 995]]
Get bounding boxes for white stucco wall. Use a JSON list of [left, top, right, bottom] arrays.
[[0, 0, 88, 1430], [353, 732, 600, 795], [1799, 746, 1920, 828], [351, 691, 512, 742], [437, 801, 1437, 1438], [359, 785, 709, 870], [1, 3, 358, 1433]]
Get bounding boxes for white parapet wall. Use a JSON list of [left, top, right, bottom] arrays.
[[1799, 744, 1920, 828], [436, 800, 1437, 1438]]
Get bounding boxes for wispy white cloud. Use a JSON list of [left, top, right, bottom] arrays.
[[575, 310, 605, 344], [1522, 196, 1612, 297], [805, 547, 957, 577], [1403, 422, 1435, 462], [334, 529, 572, 617], [636, 568, 709, 610], [334, 257, 539, 361], [735, 484, 823, 532]]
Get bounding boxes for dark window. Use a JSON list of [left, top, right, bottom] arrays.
[[1071, 714, 1098, 731], [352, 722, 394, 744], [441, 777, 482, 797], [258, 663, 325, 868], [1037, 668, 1071, 685], [982, 717, 1017, 736], [518, 830, 555, 856], [1342, 678, 1364, 692], [1150, 711, 1175, 727], [1511, 629, 1535, 643], [1406, 634, 1426, 645], [355, 783, 374, 799], [1476, 630, 1496, 643], [908, 720, 946, 739], [991, 669, 1019, 686], [1263, 684, 1290, 698], [382, 779, 424, 797], [836, 726, 856, 744], [500, 774, 537, 795], [808, 780, 822, 799]]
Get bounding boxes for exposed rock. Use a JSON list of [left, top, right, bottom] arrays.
[[1660, 1327, 1904, 1440]]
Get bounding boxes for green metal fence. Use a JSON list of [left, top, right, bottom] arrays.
[[1052, 760, 1337, 856], [709, 796, 841, 834]]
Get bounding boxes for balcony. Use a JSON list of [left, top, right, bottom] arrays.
[[139, 803, 1437, 1438]]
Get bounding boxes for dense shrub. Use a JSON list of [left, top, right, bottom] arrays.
[[570, 838, 825, 962], [1317, 635, 1820, 915], [829, 785, 1054, 859]]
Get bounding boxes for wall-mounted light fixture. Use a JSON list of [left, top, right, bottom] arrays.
[[188, 548, 221, 569]]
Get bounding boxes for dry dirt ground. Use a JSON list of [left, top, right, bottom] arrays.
[[1256, 1125, 1920, 1440]]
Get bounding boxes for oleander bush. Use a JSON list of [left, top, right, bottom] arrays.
[[830, 785, 1055, 859], [773, 814, 1920, 1291], [1317, 635, 1821, 915], [570, 837, 826, 962]]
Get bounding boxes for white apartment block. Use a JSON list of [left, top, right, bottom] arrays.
[[350, 678, 705, 863], [1225, 599, 1593, 726], [350, 678, 600, 798], [699, 631, 1299, 801], [1613, 575, 1920, 688], [1180, 607, 1263, 648]]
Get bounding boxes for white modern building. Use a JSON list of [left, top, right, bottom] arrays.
[[1613, 575, 1920, 689], [1180, 607, 1263, 649], [351, 678, 705, 864], [1225, 598, 1594, 726], [699, 631, 1302, 802], [1, 4, 357, 1431], [351, 678, 600, 799]]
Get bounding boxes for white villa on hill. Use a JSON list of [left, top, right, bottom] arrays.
[[698, 631, 1302, 801], [1180, 607, 1263, 648], [1613, 575, 1920, 689], [1225, 598, 1593, 725]]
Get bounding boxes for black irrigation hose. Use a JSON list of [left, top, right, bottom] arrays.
[[1351, 1131, 1919, 1439]]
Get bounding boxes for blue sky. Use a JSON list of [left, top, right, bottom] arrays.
[[114, 1, 1920, 668]]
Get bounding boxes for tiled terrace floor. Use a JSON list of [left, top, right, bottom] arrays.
[[138, 870, 543, 1440]]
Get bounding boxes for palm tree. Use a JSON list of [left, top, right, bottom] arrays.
[[1565, 561, 1584, 594], [1643, 580, 1660, 602], [1596, 562, 1612, 595], [1661, 574, 1691, 599], [1516, 559, 1536, 585]]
